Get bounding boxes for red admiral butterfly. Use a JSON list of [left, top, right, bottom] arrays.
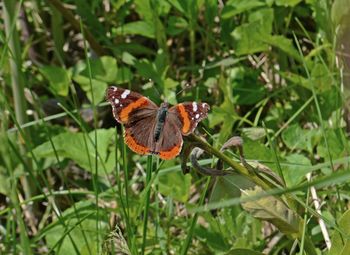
[[106, 86, 210, 160]]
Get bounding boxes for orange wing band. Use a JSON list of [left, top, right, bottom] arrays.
[[159, 145, 181, 160], [120, 97, 148, 122], [177, 104, 190, 133], [124, 132, 150, 155]]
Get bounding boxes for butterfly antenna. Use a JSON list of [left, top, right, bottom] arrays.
[[176, 82, 192, 96]]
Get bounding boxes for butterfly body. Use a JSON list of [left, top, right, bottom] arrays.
[[154, 102, 169, 142], [106, 86, 209, 160]]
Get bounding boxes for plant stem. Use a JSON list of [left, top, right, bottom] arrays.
[[141, 156, 153, 255], [3, 2, 33, 253]]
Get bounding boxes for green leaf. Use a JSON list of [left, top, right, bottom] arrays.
[[242, 138, 275, 170], [0, 167, 10, 196], [231, 70, 266, 105], [166, 16, 188, 35], [115, 67, 133, 84], [317, 128, 346, 160], [282, 124, 320, 153], [241, 186, 301, 235], [331, 0, 350, 26], [44, 201, 109, 255], [113, 21, 155, 39], [328, 209, 350, 255], [193, 225, 230, 252], [73, 56, 119, 102], [222, 0, 266, 19], [262, 35, 301, 61], [134, 59, 163, 86], [40, 66, 70, 96], [309, 63, 333, 93], [158, 171, 191, 202], [275, 0, 302, 7], [210, 174, 254, 203], [227, 248, 265, 255], [241, 127, 267, 141], [283, 154, 312, 186], [32, 129, 115, 174], [75, 78, 107, 104], [231, 8, 274, 55]]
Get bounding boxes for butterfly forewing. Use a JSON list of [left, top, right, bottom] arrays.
[[169, 102, 210, 135], [106, 86, 157, 124]]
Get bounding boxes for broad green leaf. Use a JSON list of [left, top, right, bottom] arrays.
[[76, 78, 107, 104], [134, 0, 171, 21], [73, 56, 119, 102], [193, 225, 230, 252], [262, 35, 301, 61], [317, 128, 346, 160], [32, 129, 115, 174], [134, 59, 163, 86], [331, 0, 350, 26], [44, 201, 109, 255], [241, 186, 301, 235], [242, 138, 276, 171], [275, 0, 302, 6], [328, 209, 350, 255], [158, 171, 191, 202], [204, 0, 218, 26], [210, 175, 254, 203], [283, 154, 312, 186], [227, 248, 265, 255], [166, 16, 188, 35], [74, 0, 107, 41], [115, 67, 133, 84], [222, 0, 266, 19], [318, 88, 342, 120], [231, 8, 274, 55], [282, 124, 320, 152], [231, 70, 266, 105], [232, 22, 269, 55], [309, 63, 333, 93], [0, 167, 10, 196], [40, 66, 70, 96], [241, 127, 267, 141], [77, 56, 118, 83], [113, 21, 155, 39]]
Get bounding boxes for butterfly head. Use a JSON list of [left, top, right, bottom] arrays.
[[160, 101, 170, 109]]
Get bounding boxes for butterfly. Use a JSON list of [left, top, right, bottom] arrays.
[[106, 86, 210, 160]]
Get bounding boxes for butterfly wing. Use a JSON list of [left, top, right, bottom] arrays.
[[106, 86, 158, 155], [124, 115, 157, 156], [168, 102, 210, 135], [106, 86, 158, 124], [155, 115, 183, 160]]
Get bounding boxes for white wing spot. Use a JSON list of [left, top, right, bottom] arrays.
[[113, 87, 117, 91], [114, 98, 120, 104], [121, 89, 130, 99], [192, 102, 198, 112], [119, 104, 123, 107], [195, 114, 200, 119]]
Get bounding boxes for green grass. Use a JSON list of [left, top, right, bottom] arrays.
[[1, 0, 350, 254]]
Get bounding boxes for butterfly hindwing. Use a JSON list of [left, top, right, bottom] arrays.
[[155, 115, 183, 160], [169, 102, 210, 135]]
